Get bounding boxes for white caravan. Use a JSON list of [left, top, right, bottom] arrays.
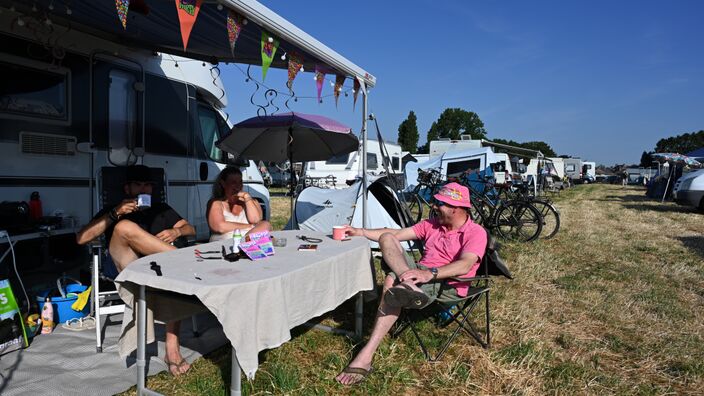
[[0, 16, 269, 242], [582, 161, 596, 183], [564, 158, 584, 183], [304, 140, 404, 188]]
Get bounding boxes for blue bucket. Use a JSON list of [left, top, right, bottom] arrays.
[[36, 284, 90, 323]]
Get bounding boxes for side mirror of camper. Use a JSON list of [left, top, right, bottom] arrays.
[[225, 153, 249, 167]]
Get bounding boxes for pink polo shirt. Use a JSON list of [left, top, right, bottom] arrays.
[[411, 217, 487, 297]]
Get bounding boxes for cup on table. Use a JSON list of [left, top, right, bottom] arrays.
[[273, 237, 287, 247], [332, 226, 347, 241], [137, 194, 151, 209]]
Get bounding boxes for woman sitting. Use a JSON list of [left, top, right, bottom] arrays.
[[207, 167, 271, 241]]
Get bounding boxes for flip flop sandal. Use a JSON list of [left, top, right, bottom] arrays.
[[61, 316, 96, 331], [163, 358, 191, 376], [384, 283, 431, 310], [338, 366, 372, 385]]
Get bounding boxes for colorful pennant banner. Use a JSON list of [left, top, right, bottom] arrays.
[[227, 11, 243, 55], [353, 78, 361, 110], [286, 52, 303, 90], [315, 66, 326, 103], [334, 75, 345, 107], [261, 31, 279, 80], [175, 0, 203, 51], [115, 0, 129, 29]]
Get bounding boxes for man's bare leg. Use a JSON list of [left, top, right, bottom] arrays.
[[336, 233, 410, 385], [109, 220, 188, 374], [109, 220, 176, 271]]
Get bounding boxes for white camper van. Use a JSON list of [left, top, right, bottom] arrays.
[[304, 139, 404, 188], [673, 169, 704, 211], [564, 158, 584, 183], [0, 22, 270, 242], [429, 135, 481, 160]]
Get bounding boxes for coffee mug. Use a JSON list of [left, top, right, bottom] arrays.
[[332, 226, 347, 240], [137, 194, 151, 209]]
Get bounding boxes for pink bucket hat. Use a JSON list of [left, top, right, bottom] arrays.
[[433, 182, 472, 208]]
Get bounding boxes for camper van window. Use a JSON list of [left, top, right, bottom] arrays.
[[367, 153, 378, 170], [326, 152, 349, 165], [0, 61, 68, 122], [198, 105, 225, 162], [447, 159, 481, 178], [108, 69, 138, 166], [144, 75, 188, 156], [391, 156, 400, 171], [565, 164, 576, 172]]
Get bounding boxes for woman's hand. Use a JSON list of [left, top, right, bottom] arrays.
[[236, 192, 252, 203]]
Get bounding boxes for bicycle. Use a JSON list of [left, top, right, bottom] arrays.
[[499, 182, 561, 239], [460, 175, 543, 242], [399, 168, 443, 225]]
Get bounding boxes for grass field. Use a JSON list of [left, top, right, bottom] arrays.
[[121, 184, 704, 395]]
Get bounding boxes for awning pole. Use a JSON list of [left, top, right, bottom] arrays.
[[361, 91, 368, 229]]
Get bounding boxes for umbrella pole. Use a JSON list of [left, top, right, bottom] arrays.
[[661, 164, 672, 203], [289, 127, 295, 229], [361, 90, 368, 229]]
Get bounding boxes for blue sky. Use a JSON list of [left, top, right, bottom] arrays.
[[221, 0, 704, 166]]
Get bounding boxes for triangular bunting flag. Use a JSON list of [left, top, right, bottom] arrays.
[[175, 0, 203, 51], [227, 11, 243, 56], [334, 75, 345, 107], [353, 78, 361, 110], [315, 66, 326, 103], [115, 0, 129, 29], [286, 52, 303, 90], [261, 31, 279, 80]]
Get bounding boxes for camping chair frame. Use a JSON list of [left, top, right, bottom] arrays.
[[392, 229, 511, 361], [91, 166, 198, 352]]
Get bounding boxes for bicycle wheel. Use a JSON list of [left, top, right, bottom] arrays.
[[400, 192, 423, 225], [531, 200, 560, 239], [494, 201, 543, 242]]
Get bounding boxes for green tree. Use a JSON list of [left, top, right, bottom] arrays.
[[654, 130, 704, 154], [639, 151, 654, 167], [397, 111, 419, 153], [426, 108, 487, 143]]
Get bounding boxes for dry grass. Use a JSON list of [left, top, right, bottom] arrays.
[[120, 184, 704, 395]]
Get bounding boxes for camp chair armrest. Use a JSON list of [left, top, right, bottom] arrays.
[[446, 275, 489, 283]]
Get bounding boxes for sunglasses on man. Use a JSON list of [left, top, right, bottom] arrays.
[[431, 198, 458, 208]]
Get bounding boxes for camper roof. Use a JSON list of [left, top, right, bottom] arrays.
[[5, 0, 375, 88]]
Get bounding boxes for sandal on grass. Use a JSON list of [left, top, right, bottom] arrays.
[[384, 283, 431, 309], [61, 316, 96, 331], [163, 358, 190, 376], [337, 366, 372, 385]]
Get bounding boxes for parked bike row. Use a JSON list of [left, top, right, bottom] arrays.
[[400, 168, 561, 242]]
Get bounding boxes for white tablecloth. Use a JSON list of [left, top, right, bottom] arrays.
[[115, 230, 373, 378]]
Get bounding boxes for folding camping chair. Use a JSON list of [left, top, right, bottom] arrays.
[[91, 166, 198, 352], [391, 228, 512, 361]]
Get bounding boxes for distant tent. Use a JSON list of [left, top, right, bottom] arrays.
[[686, 147, 704, 161], [292, 177, 412, 246]]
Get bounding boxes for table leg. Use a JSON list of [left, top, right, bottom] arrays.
[[137, 284, 146, 393], [355, 292, 364, 340], [231, 346, 242, 396]]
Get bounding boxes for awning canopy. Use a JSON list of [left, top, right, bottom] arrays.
[[4, 0, 376, 88]]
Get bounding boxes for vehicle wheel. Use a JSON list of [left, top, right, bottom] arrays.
[[400, 193, 423, 225], [494, 201, 543, 242], [531, 200, 561, 239]]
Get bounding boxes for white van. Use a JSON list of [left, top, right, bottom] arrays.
[[0, 24, 269, 242], [304, 139, 404, 188], [673, 169, 704, 211]]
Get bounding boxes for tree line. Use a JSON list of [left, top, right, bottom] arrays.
[[396, 108, 557, 157], [638, 130, 704, 167]]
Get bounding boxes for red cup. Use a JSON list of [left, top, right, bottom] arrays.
[[332, 226, 346, 240]]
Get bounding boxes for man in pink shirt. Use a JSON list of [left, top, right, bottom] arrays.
[[336, 182, 487, 385]]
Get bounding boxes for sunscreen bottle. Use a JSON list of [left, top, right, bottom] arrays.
[[41, 297, 54, 334], [232, 228, 242, 253]]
